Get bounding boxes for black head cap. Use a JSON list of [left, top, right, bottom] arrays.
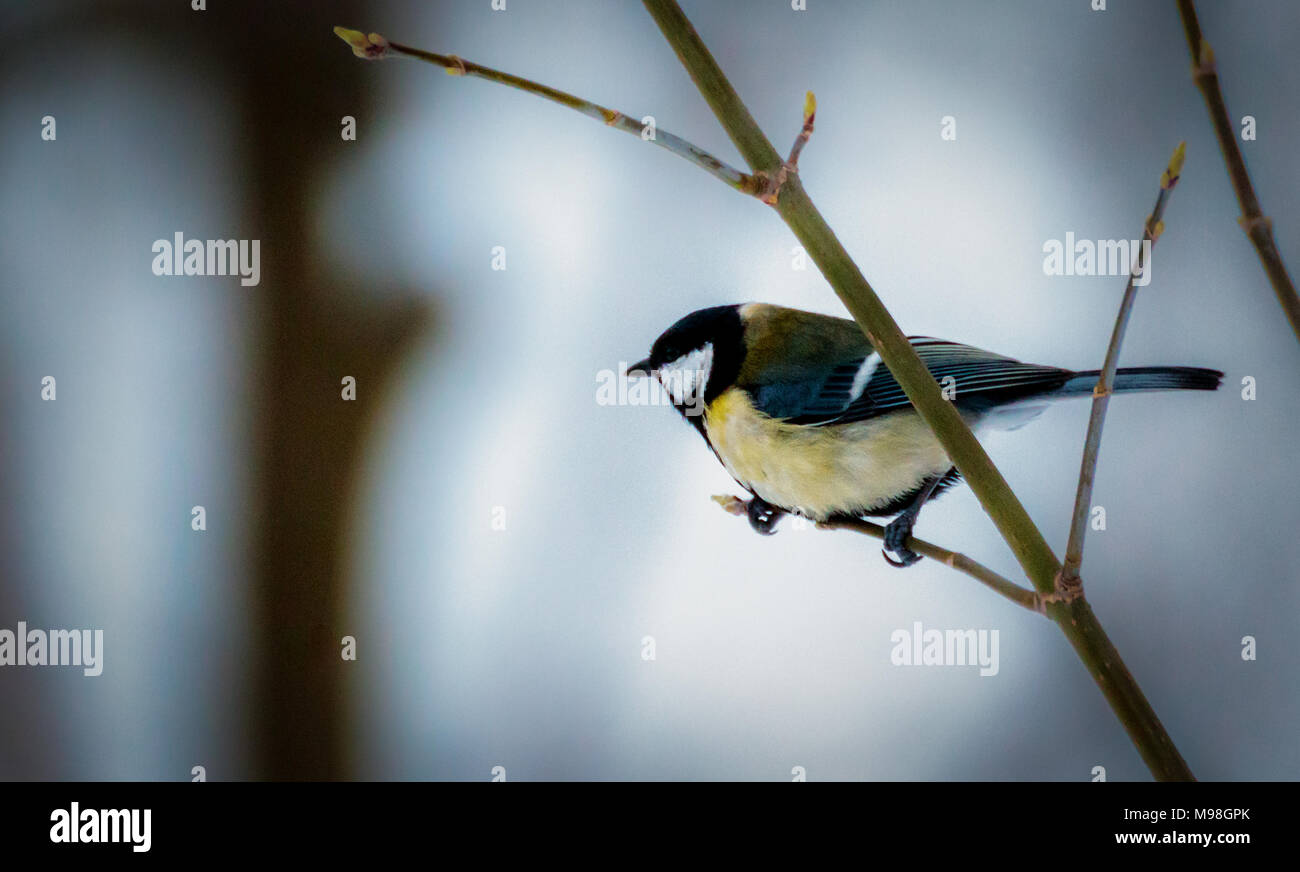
[[629, 304, 746, 410]]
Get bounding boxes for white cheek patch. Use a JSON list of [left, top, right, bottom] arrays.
[[657, 343, 714, 407]]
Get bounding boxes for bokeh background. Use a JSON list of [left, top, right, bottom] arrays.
[[2, 0, 1297, 781]]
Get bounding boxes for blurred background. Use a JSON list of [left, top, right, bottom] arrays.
[[1, 0, 1297, 781]]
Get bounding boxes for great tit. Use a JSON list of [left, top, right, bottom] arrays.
[[628, 303, 1222, 566]]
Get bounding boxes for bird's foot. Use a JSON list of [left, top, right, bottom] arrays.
[[882, 514, 922, 567], [710, 493, 785, 535], [746, 496, 785, 535]]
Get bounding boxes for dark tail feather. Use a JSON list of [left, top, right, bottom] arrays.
[[1060, 366, 1223, 395]]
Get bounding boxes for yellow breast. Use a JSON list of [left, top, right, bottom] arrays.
[[702, 387, 953, 519]]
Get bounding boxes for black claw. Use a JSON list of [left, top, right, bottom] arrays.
[[882, 546, 922, 568], [746, 496, 785, 535], [882, 514, 922, 567]]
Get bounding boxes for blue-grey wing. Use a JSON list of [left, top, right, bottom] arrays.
[[750, 338, 1072, 425]]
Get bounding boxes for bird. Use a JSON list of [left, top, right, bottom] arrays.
[[627, 303, 1223, 567]]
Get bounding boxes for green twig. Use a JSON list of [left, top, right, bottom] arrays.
[[1175, 0, 1300, 344], [1060, 143, 1185, 587]]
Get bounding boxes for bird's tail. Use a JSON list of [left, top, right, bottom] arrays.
[[1060, 366, 1223, 395]]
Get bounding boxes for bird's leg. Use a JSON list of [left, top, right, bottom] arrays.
[[746, 494, 786, 535], [882, 474, 945, 568]]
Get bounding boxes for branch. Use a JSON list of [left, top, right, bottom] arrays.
[[332, 27, 763, 197], [1175, 0, 1300, 343], [712, 495, 1042, 613], [641, 0, 1193, 781], [1059, 143, 1185, 588]]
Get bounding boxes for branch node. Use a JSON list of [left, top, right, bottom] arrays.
[[1149, 219, 1166, 242], [1160, 142, 1186, 190], [1044, 569, 1085, 608], [1238, 214, 1272, 235], [333, 26, 390, 60], [738, 173, 765, 197], [1194, 38, 1216, 78], [759, 164, 791, 206], [446, 54, 468, 76]]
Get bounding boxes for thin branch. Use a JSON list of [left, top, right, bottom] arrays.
[[1175, 0, 1300, 343], [711, 495, 1041, 613], [823, 519, 1045, 612], [788, 91, 816, 169], [1059, 143, 1185, 588], [641, 0, 1193, 782], [332, 27, 763, 197], [759, 91, 817, 205]]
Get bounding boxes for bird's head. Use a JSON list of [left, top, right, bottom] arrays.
[[628, 304, 746, 416]]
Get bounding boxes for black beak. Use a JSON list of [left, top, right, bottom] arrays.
[[627, 357, 653, 378]]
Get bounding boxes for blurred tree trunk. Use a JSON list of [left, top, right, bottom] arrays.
[[1, 0, 434, 780], [237, 2, 431, 779]]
